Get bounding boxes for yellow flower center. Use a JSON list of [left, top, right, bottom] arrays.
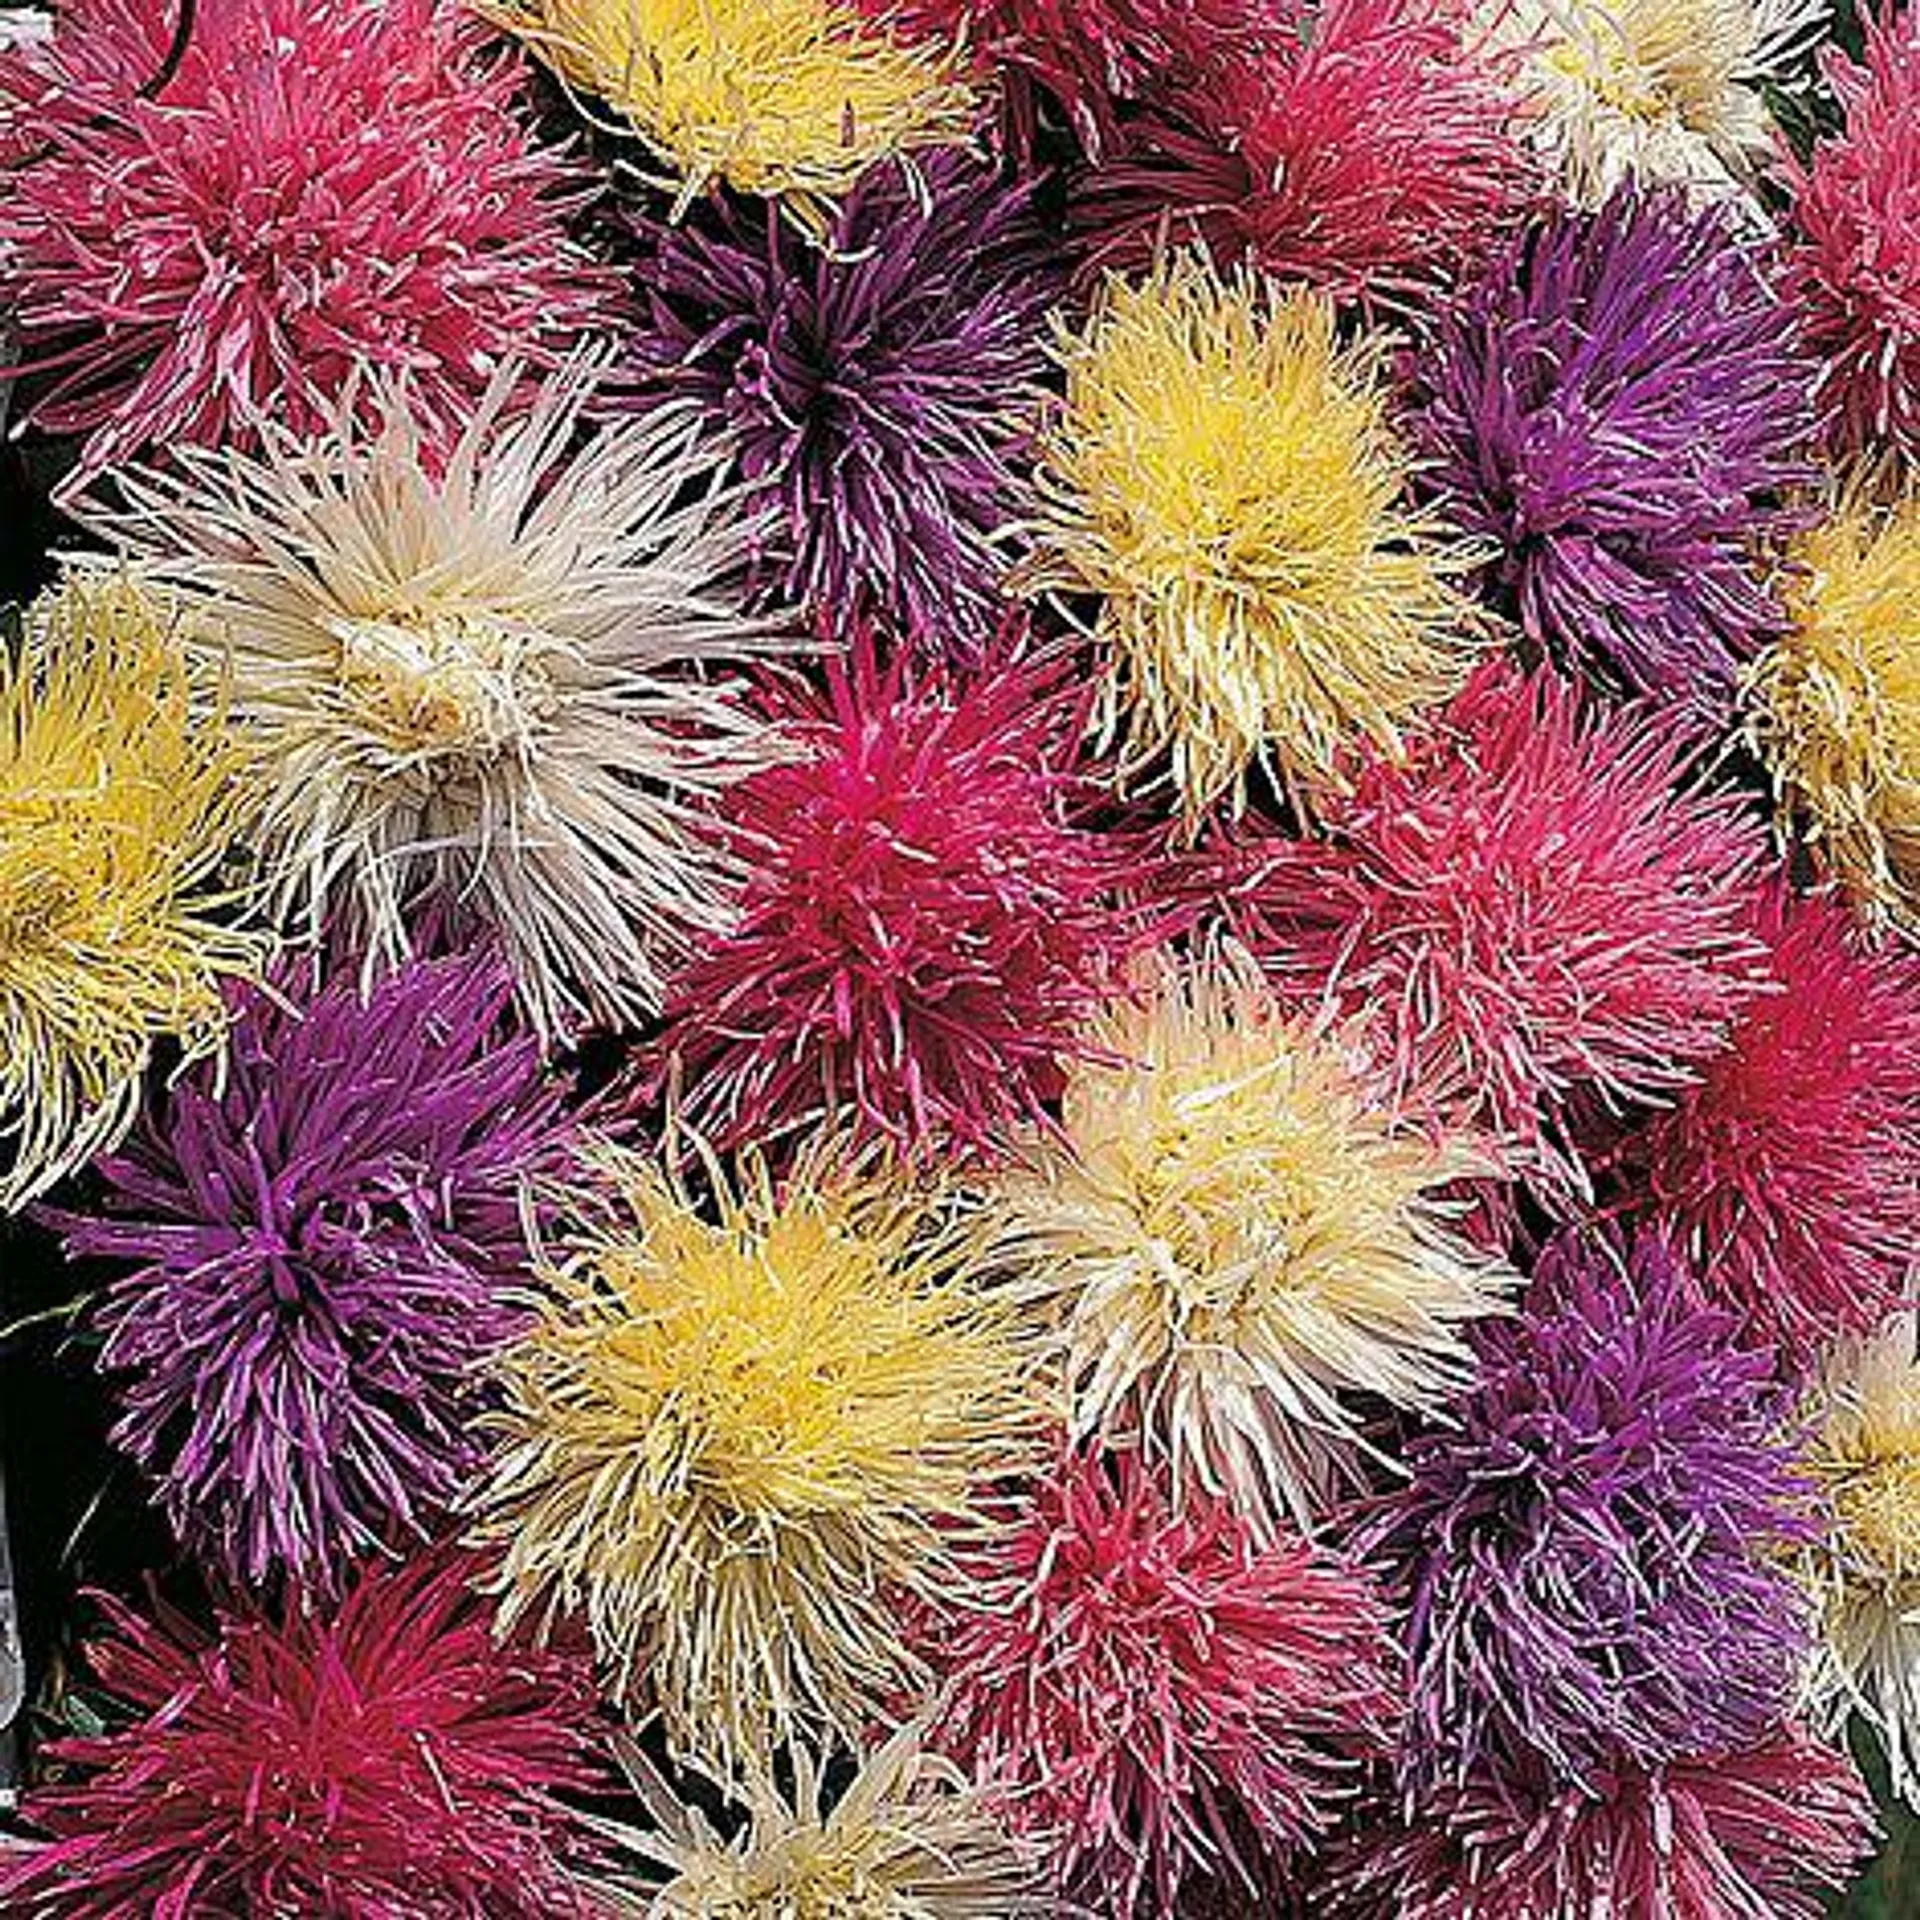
[[1544, 2, 1747, 129], [1834, 1452, 1920, 1579], [331, 610, 555, 760], [0, 865, 82, 959]]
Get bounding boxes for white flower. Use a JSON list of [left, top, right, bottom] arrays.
[[83, 356, 800, 1036], [1496, 0, 1824, 202], [1806, 1315, 1920, 1810]]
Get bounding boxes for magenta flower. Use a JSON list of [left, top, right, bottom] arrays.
[[0, 1556, 605, 1917], [1622, 883, 1920, 1360], [924, 1446, 1399, 1918], [0, 0, 613, 483], [57, 948, 577, 1591], [649, 639, 1137, 1161]]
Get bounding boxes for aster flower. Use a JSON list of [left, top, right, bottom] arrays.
[[1401, 185, 1814, 706], [1493, 0, 1826, 204], [1364, 1231, 1814, 1798], [88, 355, 796, 1039], [1747, 482, 1920, 929], [623, 149, 1057, 650], [57, 947, 578, 1592], [870, 0, 1293, 153], [0, 0, 612, 486], [650, 641, 1132, 1162], [484, 0, 973, 223], [925, 1446, 1399, 1918], [0, 1555, 605, 1918], [1324, 1730, 1875, 1919], [1024, 252, 1481, 824], [1623, 884, 1920, 1358], [579, 1723, 1043, 1915], [1782, 9, 1920, 459], [1075, 0, 1532, 304], [988, 944, 1512, 1535], [1216, 661, 1767, 1197], [1804, 1317, 1920, 1810], [0, 575, 261, 1212], [470, 1140, 1037, 1779]]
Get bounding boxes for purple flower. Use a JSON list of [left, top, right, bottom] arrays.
[[1363, 1230, 1815, 1798], [57, 948, 577, 1592], [1400, 186, 1814, 708], [619, 149, 1059, 651]]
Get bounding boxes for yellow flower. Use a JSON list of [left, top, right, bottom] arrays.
[[1024, 254, 1480, 825], [1805, 1318, 1920, 1811], [486, 0, 974, 219], [0, 576, 262, 1209], [1748, 484, 1920, 930], [471, 1140, 1038, 1778], [987, 944, 1514, 1534]]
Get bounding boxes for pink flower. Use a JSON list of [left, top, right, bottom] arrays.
[[1621, 884, 1920, 1359], [0, 0, 613, 484], [649, 638, 1139, 1162], [1075, 0, 1532, 304], [1782, 8, 1920, 459], [924, 1447, 1399, 1917]]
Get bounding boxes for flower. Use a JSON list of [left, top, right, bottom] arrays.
[[1401, 185, 1814, 706], [988, 944, 1512, 1535], [0, 575, 261, 1212], [579, 1722, 1043, 1916], [1622, 883, 1920, 1358], [1782, 9, 1920, 459], [1804, 1317, 1920, 1810], [1747, 482, 1920, 930], [0, 1555, 605, 1917], [88, 355, 797, 1039], [1494, 0, 1826, 203], [868, 0, 1292, 153], [483, 0, 973, 222], [0, 0, 612, 486], [1324, 1730, 1875, 1919], [1024, 252, 1481, 824], [1074, 0, 1532, 304], [1213, 662, 1768, 1196], [57, 947, 578, 1592], [469, 1141, 1037, 1779], [622, 149, 1058, 650], [1363, 1231, 1814, 1798], [650, 640, 1132, 1162], [924, 1446, 1399, 1918]]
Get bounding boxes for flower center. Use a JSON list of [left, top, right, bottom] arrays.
[[0, 867, 82, 959], [330, 609, 555, 760], [1834, 1453, 1920, 1579]]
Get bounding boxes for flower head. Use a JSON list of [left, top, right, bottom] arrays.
[[1402, 185, 1814, 705], [1782, 9, 1920, 459], [0, 0, 612, 486], [651, 641, 1133, 1162], [1025, 253, 1481, 823], [1215, 662, 1768, 1196], [1804, 1317, 1920, 1809], [0, 575, 261, 1212], [89, 356, 796, 1038], [58, 947, 577, 1591], [1495, 0, 1825, 203], [623, 150, 1058, 650], [470, 1141, 1037, 1779], [485, 0, 973, 222], [989, 944, 1512, 1534], [925, 1446, 1399, 1917], [1324, 1730, 1875, 1919], [1747, 482, 1920, 929], [0, 1556, 605, 1918], [1364, 1231, 1814, 1797], [581, 1723, 1042, 1916], [1075, 0, 1532, 304], [1622, 884, 1920, 1358]]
